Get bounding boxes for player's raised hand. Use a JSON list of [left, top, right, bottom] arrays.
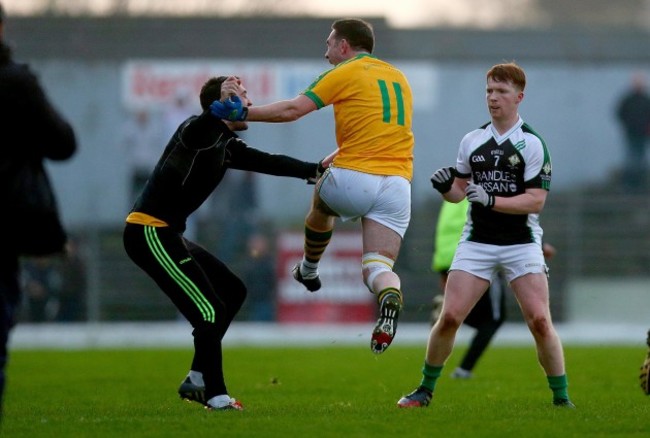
[[430, 167, 456, 193], [306, 159, 328, 185], [465, 182, 495, 208], [220, 76, 240, 99]]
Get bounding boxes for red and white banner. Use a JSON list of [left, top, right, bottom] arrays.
[[276, 231, 374, 323], [121, 60, 324, 110], [121, 60, 437, 110]]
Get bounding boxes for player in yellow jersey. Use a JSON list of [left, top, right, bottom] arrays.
[[212, 18, 415, 354]]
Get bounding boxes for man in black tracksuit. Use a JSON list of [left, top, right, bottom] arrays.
[[123, 76, 320, 411], [0, 3, 77, 421]]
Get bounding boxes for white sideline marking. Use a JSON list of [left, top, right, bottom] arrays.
[[8, 322, 648, 350]]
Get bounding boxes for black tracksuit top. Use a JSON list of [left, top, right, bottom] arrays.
[[130, 110, 317, 232]]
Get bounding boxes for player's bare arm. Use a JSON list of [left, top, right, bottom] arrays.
[[442, 176, 470, 203], [492, 188, 547, 214], [246, 95, 317, 122], [320, 149, 338, 168]]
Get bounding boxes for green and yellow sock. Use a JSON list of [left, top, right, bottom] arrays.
[[303, 225, 332, 264], [377, 287, 403, 306]]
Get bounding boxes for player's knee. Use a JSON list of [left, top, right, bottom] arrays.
[[438, 311, 464, 331], [361, 252, 395, 292], [193, 321, 218, 337], [192, 320, 226, 341], [527, 314, 552, 338]]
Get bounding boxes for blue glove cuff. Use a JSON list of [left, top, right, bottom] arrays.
[[237, 106, 249, 121], [209, 96, 248, 121]]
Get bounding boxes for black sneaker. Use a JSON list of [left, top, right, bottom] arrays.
[[178, 377, 207, 406], [553, 398, 576, 408], [397, 386, 432, 408], [370, 293, 402, 354], [292, 264, 321, 292]]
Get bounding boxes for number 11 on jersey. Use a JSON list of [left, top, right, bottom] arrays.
[[378, 79, 405, 126]]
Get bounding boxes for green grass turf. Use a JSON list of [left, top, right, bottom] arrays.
[[2, 345, 648, 437]]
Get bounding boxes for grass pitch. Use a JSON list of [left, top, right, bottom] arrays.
[[3, 344, 648, 437]]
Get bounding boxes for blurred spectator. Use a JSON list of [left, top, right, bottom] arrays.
[[21, 257, 59, 322], [163, 88, 196, 135], [615, 72, 650, 190], [240, 232, 276, 321], [217, 171, 259, 264], [121, 109, 163, 203], [56, 237, 87, 322]]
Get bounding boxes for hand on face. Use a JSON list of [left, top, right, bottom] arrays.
[[221, 76, 242, 101], [215, 76, 251, 130]]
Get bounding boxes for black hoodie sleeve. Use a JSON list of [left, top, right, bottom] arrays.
[[1, 61, 77, 161], [227, 138, 318, 180]]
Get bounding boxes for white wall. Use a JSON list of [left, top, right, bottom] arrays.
[[33, 59, 647, 227]]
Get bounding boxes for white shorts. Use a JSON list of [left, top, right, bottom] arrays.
[[450, 241, 548, 283], [317, 167, 411, 238]]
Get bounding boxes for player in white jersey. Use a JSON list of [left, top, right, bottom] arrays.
[[398, 62, 574, 409]]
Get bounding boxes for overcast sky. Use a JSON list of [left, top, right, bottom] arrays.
[[1, 0, 544, 28]]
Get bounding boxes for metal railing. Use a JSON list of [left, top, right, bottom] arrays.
[[19, 190, 650, 323]]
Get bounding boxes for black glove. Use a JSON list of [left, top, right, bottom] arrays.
[[430, 167, 457, 193], [465, 182, 495, 209], [307, 159, 327, 185]]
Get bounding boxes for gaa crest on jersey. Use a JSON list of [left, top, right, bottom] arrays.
[[542, 162, 552, 175], [507, 154, 521, 168], [471, 155, 486, 163]]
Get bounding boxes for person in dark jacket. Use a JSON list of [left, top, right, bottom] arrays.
[[616, 73, 650, 190], [0, 2, 77, 421], [122, 76, 320, 411]]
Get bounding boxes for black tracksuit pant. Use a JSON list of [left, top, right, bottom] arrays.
[[123, 223, 246, 399]]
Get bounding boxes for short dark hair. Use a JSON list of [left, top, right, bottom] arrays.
[[331, 18, 374, 53], [199, 76, 228, 111], [487, 62, 526, 91], [0, 3, 5, 24]]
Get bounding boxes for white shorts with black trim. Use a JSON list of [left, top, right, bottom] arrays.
[[317, 167, 411, 238], [450, 241, 548, 283]]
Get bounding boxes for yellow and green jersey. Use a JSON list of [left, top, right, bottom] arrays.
[[303, 54, 414, 181]]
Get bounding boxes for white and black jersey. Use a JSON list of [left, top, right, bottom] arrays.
[[456, 117, 551, 246]]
